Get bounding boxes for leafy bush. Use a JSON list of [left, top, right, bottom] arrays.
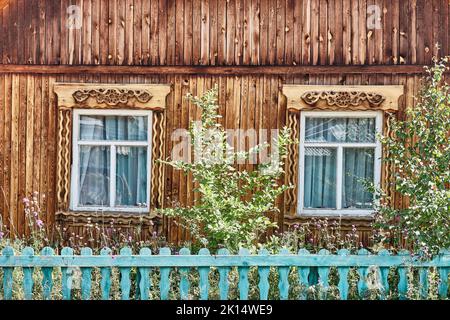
[[374, 57, 450, 256], [157, 85, 294, 252]]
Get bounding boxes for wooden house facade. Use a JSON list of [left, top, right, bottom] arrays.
[[0, 0, 449, 244]]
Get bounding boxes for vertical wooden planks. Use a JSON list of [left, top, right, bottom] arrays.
[[133, 0, 142, 65], [184, 0, 193, 66], [342, 0, 351, 64], [24, 76, 35, 218], [217, 0, 226, 65], [166, 0, 175, 65], [83, 0, 93, 65], [10, 75, 19, 234], [158, 0, 167, 65], [0, 74, 4, 222], [175, 0, 184, 65], [209, 0, 218, 65], [17, 75, 26, 235]]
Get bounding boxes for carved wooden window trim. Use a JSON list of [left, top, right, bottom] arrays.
[[282, 85, 404, 220], [53, 83, 171, 222]]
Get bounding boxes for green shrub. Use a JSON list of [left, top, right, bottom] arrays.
[[157, 85, 294, 252], [373, 57, 450, 256]]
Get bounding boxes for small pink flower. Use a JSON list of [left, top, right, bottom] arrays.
[[36, 219, 44, 228], [0, 231, 4, 239]]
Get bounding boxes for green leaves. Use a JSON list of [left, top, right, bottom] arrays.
[[158, 85, 294, 252], [374, 57, 450, 256]]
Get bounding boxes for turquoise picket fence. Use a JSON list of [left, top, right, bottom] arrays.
[[0, 246, 449, 300]]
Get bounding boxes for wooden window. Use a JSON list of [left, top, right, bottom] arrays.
[[298, 111, 383, 217], [71, 109, 153, 213], [53, 83, 171, 221], [283, 85, 404, 219]]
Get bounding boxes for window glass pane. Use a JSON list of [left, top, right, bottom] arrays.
[[116, 147, 148, 207], [80, 115, 148, 141], [304, 147, 337, 209], [305, 117, 376, 143], [342, 148, 375, 209], [78, 146, 110, 206]]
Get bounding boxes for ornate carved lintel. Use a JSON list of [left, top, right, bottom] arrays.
[[284, 85, 404, 112], [73, 88, 153, 106], [54, 83, 170, 110], [301, 91, 385, 108]]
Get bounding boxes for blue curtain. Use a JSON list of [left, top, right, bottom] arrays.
[[303, 117, 375, 210], [304, 147, 337, 208], [342, 148, 374, 209], [79, 115, 148, 208]]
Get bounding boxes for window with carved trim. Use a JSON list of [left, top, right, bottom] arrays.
[[70, 109, 152, 212], [298, 111, 383, 216]]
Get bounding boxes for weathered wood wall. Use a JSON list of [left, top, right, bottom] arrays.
[[0, 0, 449, 66], [0, 0, 448, 244], [0, 72, 422, 244]]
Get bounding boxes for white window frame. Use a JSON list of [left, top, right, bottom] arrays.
[[70, 109, 153, 213], [298, 110, 383, 217]]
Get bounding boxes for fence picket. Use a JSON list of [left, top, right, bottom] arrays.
[[378, 249, 391, 300], [80, 247, 93, 300], [119, 247, 132, 300], [278, 248, 290, 300], [100, 247, 112, 300], [318, 249, 330, 300], [419, 267, 428, 299], [198, 248, 211, 300], [60, 247, 74, 300], [218, 248, 230, 300], [0, 246, 448, 300], [179, 248, 190, 300], [138, 248, 152, 300], [159, 247, 171, 300], [297, 249, 310, 300], [21, 247, 34, 300], [2, 246, 14, 300], [397, 250, 410, 300], [357, 248, 369, 299], [438, 250, 449, 299], [258, 248, 270, 300], [238, 248, 250, 300], [41, 247, 54, 300], [337, 249, 350, 300]]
